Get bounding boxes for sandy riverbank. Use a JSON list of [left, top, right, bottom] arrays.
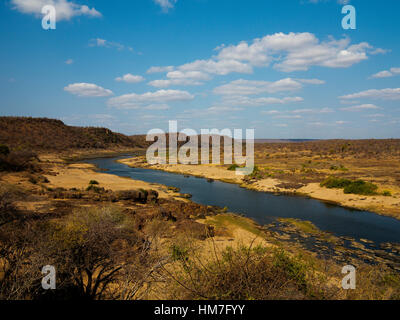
[[118, 156, 400, 220], [40, 157, 177, 199]]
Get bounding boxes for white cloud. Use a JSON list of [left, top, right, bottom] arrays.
[[179, 59, 252, 75], [262, 107, 333, 115], [149, 70, 211, 87], [11, 0, 101, 21], [143, 104, 170, 110], [154, 0, 177, 12], [107, 89, 194, 109], [222, 96, 303, 107], [370, 67, 400, 79], [340, 104, 381, 112], [115, 74, 145, 83], [147, 66, 174, 74], [364, 113, 385, 118], [340, 88, 400, 100], [65, 59, 74, 65], [273, 114, 302, 119], [296, 78, 326, 85], [370, 70, 393, 79], [215, 32, 378, 72], [64, 83, 113, 97], [89, 38, 133, 51], [148, 32, 379, 81], [292, 107, 334, 114], [213, 78, 323, 96], [262, 110, 280, 115]]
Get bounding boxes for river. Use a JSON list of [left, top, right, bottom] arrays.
[[86, 156, 400, 245]]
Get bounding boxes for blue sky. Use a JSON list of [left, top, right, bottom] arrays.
[[1, 0, 399, 138]]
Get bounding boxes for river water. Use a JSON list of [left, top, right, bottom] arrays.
[[86, 156, 400, 245]]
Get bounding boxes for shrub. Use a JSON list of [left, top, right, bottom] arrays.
[[382, 190, 392, 196], [170, 244, 189, 262], [0, 150, 37, 172], [227, 164, 239, 171], [321, 177, 378, 195], [89, 180, 99, 185], [170, 244, 323, 300], [343, 180, 378, 195], [321, 177, 352, 189], [86, 185, 104, 193]]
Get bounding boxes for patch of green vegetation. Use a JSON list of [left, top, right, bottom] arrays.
[[170, 244, 189, 262], [207, 214, 261, 236], [329, 164, 348, 171], [249, 165, 261, 178], [227, 164, 240, 171], [382, 190, 392, 197], [89, 180, 99, 185], [321, 177, 352, 188], [279, 218, 319, 235], [320, 177, 378, 195], [273, 249, 307, 290], [86, 185, 103, 193], [343, 180, 378, 195]]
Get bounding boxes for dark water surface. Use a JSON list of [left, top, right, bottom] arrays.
[[86, 156, 400, 245]]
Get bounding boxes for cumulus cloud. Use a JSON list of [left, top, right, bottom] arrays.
[[149, 70, 211, 87], [147, 32, 379, 83], [340, 88, 400, 100], [221, 96, 303, 107], [215, 32, 377, 72], [340, 104, 381, 112], [370, 67, 400, 79], [261, 107, 333, 116], [115, 74, 145, 83], [64, 83, 113, 97], [11, 0, 101, 21], [147, 66, 174, 74], [88, 38, 133, 51], [213, 78, 324, 96], [154, 0, 177, 12], [179, 59, 252, 75], [107, 89, 194, 109]]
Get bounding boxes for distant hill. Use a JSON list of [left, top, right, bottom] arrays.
[[0, 117, 149, 151], [254, 139, 319, 143]]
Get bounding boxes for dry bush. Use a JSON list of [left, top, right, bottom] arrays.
[[164, 239, 338, 300], [0, 150, 38, 172]]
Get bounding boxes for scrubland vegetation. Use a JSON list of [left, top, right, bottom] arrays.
[[320, 177, 379, 195], [0, 117, 149, 151], [1, 117, 400, 300]]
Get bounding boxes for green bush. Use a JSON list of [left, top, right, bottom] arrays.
[[89, 180, 99, 185], [382, 190, 392, 197], [227, 164, 239, 171], [86, 185, 103, 193], [321, 177, 378, 195], [343, 180, 378, 195], [171, 244, 189, 262], [320, 177, 352, 188]]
